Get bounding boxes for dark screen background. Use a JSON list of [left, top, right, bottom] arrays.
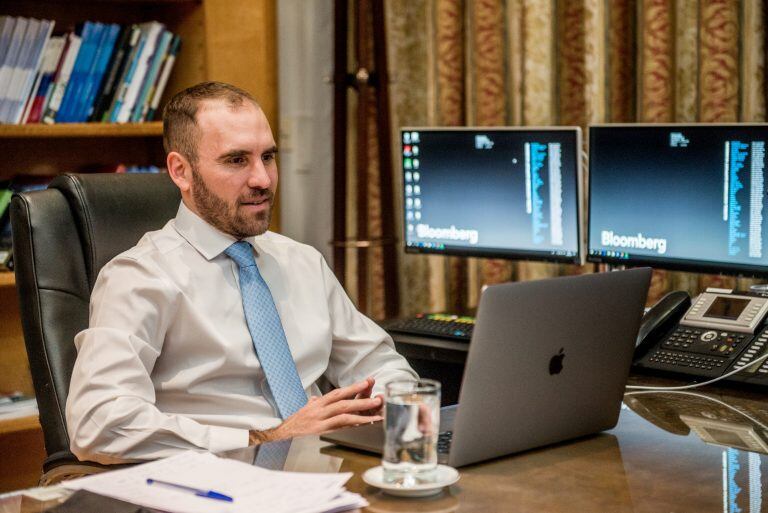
[[402, 129, 580, 258], [703, 297, 749, 320], [589, 125, 768, 271]]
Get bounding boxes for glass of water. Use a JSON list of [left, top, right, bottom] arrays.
[[382, 379, 441, 486]]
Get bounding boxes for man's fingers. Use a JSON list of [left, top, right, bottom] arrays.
[[326, 397, 382, 417], [363, 393, 386, 416], [323, 413, 384, 432], [354, 377, 375, 400], [321, 379, 374, 405]]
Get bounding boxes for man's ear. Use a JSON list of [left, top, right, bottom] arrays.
[[167, 151, 193, 192]]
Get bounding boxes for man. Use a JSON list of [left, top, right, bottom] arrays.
[[65, 82, 417, 464]]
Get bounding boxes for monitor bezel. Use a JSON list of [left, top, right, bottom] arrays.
[[586, 122, 768, 278], [400, 126, 584, 265]]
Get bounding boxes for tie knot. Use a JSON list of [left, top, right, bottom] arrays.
[[225, 241, 256, 268]]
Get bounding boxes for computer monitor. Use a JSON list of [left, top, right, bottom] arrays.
[[399, 127, 583, 264], [588, 123, 768, 277]]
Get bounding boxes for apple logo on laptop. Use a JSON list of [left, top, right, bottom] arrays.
[[549, 348, 565, 375]]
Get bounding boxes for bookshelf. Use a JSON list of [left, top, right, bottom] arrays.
[[0, 121, 163, 138], [0, 265, 43, 493], [0, 0, 278, 492], [0, 415, 39, 436], [0, 272, 14, 287]]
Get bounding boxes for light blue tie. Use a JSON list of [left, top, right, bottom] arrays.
[[225, 241, 307, 419], [254, 440, 292, 470]]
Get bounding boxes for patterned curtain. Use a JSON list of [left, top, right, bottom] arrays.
[[348, 0, 768, 319]]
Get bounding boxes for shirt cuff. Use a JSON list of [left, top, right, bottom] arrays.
[[207, 425, 251, 453]]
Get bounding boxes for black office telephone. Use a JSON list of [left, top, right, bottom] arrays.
[[633, 288, 768, 386]]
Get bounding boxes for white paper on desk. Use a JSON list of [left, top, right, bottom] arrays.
[[62, 451, 363, 513], [300, 491, 368, 513]]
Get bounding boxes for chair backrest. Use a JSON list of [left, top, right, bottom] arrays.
[[10, 173, 180, 464]]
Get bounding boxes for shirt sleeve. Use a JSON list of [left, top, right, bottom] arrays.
[[65, 255, 249, 464], [320, 257, 418, 396]]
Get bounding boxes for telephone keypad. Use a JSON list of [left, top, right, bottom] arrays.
[[662, 327, 702, 349], [647, 349, 726, 372], [662, 327, 746, 355], [734, 329, 768, 375]]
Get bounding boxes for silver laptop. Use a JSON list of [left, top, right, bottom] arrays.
[[321, 268, 651, 467]]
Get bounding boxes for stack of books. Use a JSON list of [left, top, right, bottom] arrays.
[[0, 16, 182, 125], [115, 165, 164, 174]]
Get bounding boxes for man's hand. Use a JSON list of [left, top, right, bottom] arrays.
[[354, 377, 385, 416], [249, 378, 383, 444], [354, 376, 375, 401]]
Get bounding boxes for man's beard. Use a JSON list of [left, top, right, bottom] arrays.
[[191, 166, 273, 238]]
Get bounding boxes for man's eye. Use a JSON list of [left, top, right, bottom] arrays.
[[263, 153, 275, 163], [228, 157, 247, 165]]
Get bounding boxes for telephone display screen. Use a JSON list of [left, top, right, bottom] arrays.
[[703, 297, 749, 320]]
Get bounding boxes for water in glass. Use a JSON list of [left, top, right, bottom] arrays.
[[382, 379, 441, 486]]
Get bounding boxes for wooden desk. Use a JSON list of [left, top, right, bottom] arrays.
[[3, 378, 768, 512], [334, 378, 768, 511]]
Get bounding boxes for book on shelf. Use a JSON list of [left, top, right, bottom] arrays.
[[22, 35, 65, 124], [55, 21, 101, 123], [0, 186, 11, 215], [0, 17, 15, 67], [0, 184, 11, 265], [89, 24, 137, 122], [105, 24, 147, 123], [0, 15, 180, 125], [0, 186, 11, 267], [2, 18, 55, 124], [144, 34, 181, 122], [0, 18, 26, 112], [41, 31, 82, 124], [131, 28, 172, 123], [1, 18, 41, 121], [73, 23, 120, 123], [115, 21, 164, 123]]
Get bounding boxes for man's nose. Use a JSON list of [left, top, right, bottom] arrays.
[[248, 160, 271, 189]]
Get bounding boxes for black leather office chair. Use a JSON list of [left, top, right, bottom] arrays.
[[10, 173, 180, 479]]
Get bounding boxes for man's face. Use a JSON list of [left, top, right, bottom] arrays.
[[187, 100, 278, 238]]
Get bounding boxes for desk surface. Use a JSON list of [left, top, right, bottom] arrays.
[[5, 376, 768, 512]]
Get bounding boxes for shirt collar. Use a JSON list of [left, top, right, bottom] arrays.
[[173, 201, 265, 260]]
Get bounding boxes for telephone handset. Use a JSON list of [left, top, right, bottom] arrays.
[[633, 289, 768, 387], [635, 290, 691, 358]]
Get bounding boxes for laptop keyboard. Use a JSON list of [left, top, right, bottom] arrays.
[[385, 314, 475, 341], [437, 430, 453, 454]]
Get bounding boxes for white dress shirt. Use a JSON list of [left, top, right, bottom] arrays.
[[66, 202, 416, 464]]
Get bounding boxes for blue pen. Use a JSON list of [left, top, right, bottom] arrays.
[[146, 478, 233, 502]]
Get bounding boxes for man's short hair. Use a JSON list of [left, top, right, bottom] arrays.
[[162, 81, 260, 165]]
